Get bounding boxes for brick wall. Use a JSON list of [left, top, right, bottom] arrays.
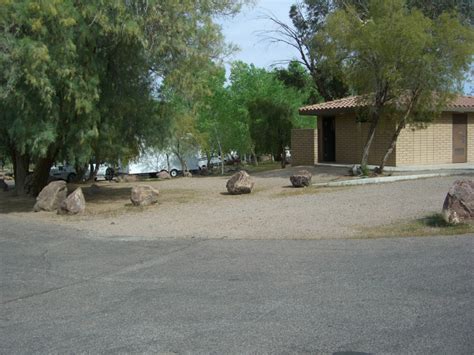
[[396, 113, 453, 165], [291, 129, 318, 166], [468, 112, 474, 163], [334, 113, 397, 166]]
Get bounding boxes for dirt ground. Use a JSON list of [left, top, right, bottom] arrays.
[[1, 166, 472, 240]]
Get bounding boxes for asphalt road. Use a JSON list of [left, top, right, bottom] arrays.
[[1, 216, 473, 354]]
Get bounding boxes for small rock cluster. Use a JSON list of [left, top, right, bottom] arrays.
[[33, 180, 86, 215], [290, 170, 312, 188], [442, 179, 474, 225]]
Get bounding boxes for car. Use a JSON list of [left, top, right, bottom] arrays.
[[198, 156, 223, 169], [49, 165, 77, 183]]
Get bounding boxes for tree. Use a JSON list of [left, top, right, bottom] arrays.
[[262, 0, 473, 103], [0, 0, 246, 195], [262, 0, 348, 101], [229, 62, 313, 166], [196, 64, 251, 174], [324, 0, 474, 171]]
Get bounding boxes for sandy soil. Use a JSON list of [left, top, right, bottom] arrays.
[[1, 166, 472, 240]]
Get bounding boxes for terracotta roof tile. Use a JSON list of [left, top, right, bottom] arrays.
[[299, 95, 474, 115]]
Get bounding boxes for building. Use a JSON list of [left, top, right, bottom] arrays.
[[291, 95, 474, 167]]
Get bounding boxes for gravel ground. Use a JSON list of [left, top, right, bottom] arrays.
[[4, 166, 470, 240]]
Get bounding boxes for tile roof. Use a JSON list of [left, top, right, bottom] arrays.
[[299, 95, 474, 115]]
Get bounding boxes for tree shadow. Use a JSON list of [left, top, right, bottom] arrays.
[[0, 191, 36, 213]]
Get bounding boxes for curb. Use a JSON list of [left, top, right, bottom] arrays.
[[313, 171, 474, 187]]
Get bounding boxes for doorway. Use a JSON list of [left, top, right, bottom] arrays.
[[452, 114, 467, 163], [322, 117, 336, 162]]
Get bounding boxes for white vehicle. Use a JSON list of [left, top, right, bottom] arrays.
[[49, 165, 77, 182], [86, 164, 116, 181], [121, 149, 201, 178]]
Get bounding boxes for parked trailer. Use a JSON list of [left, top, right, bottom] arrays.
[[121, 150, 202, 177]]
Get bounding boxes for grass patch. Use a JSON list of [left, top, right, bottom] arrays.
[[357, 213, 474, 239], [244, 161, 281, 174]]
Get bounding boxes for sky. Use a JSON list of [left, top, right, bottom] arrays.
[[219, 0, 300, 70], [219, 0, 473, 95]]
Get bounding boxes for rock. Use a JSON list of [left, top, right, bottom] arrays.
[[226, 171, 254, 195], [349, 165, 362, 176], [130, 185, 159, 206], [58, 188, 86, 215], [158, 171, 171, 180], [33, 180, 68, 212], [0, 179, 8, 191], [290, 170, 312, 187], [442, 179, 474, 224], [183, 171, 192, 178]]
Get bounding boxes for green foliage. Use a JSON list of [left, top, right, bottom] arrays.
[[228, 62, 313, 156], [0, 0, 246, 191]]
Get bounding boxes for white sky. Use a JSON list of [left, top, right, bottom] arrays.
[[219, 0, 473, 95]]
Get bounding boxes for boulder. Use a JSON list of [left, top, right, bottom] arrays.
[[442, 179, 474, 225], [290, 170, 312, 188], [349, 165, 362, 176], [33, 180, 68, 212], [158, 171, 171, 180], [58, 187, 86, 215], [130, 185, 159, 206], [226, 171, 254, 195], [183, 171, 193, 178]]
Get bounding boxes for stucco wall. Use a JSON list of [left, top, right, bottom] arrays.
[[290, 129, 318, 166], [334, 113, 397, 166]]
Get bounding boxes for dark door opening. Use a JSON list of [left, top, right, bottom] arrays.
[[323, 117, 336, 162], [453, 114, 467, 163]]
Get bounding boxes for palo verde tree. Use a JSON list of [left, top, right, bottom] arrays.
[[0, 0, 246, 195], [324, 0, 474, 171], [261, 0, 473, 103]]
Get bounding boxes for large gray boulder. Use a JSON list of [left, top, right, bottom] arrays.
[[130, 185, 159, 206], [58, 187, 86, 215], [290, 170, 312, 188], [442, 179, 474, 224], [33, 180, 68, 212], [226, 171, 254, 195]]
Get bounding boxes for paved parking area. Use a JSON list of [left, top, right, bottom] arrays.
[[1, 218, 473, 353]]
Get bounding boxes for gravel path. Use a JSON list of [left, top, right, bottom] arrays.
[[8, 168, 467, 240]]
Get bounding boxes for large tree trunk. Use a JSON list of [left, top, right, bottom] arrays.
[[13, 152, 30, 196], [30, 156, 55, 196]]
